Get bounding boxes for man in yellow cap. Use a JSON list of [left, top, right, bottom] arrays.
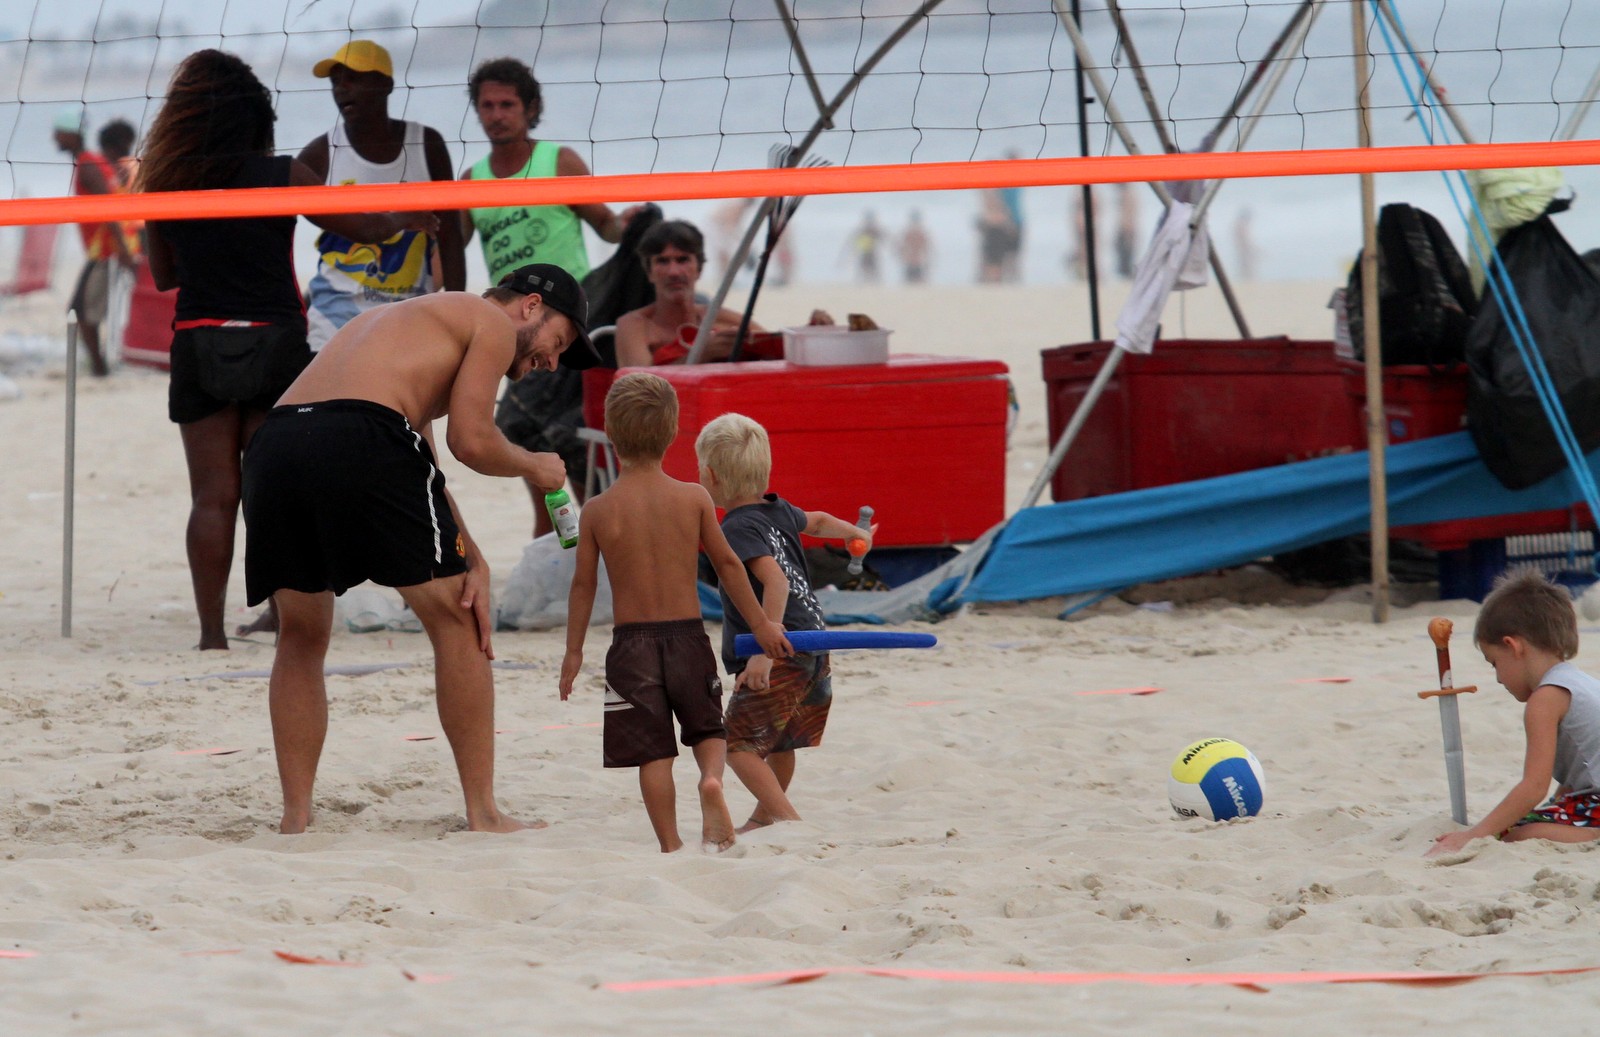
[[296, 40, 465, 352]]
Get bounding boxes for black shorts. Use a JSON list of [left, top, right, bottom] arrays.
[[241, 399, 468, 606], [495, 367, 587, 487], [168, 324, 312, 425], [603, 619, 725, 768]]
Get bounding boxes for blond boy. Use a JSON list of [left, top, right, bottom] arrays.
[[695, 413, 872, 832], [560, 373, 791, 852]]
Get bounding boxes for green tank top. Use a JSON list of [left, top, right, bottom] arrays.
[[467, 140, 590, 285]]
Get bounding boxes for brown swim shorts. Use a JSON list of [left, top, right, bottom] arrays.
[[603, 619, 725, 768]]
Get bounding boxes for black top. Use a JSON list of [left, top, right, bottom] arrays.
[[152, 154, 306, 330], [718, 493, 825, 672]]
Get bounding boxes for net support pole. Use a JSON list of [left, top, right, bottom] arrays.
[[1071, 0, 1102, 339], [1354, 0, 1391, 624], [1018, 346, 1125, 512], [1053, 0, 1253, 337], [1373, 0, 1477, 145], [62, 321, 77, 638]]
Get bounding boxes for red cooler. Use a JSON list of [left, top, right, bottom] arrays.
[[121, 259, 175, 371], [1042, 338, 1360, 501], [647, 355, 1009, 547], [1341, 361, 1583, 548]]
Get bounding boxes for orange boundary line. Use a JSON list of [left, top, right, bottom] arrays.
[[602, 963, 1600, 992], [2, 140, 1598, 227]]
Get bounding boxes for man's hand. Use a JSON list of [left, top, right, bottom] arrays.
[[459, 559, 495, 659], [559, 649, 583, 701], [754, 620, 793, 660], [527, 452, 568, 494], [389, 210, 441, 236], [737, 654, 773, 692]]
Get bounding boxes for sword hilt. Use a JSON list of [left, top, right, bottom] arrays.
[[1419, 685, 1478, 700]]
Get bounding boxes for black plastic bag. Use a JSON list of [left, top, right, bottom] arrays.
[[579, 203, 663, 367], [1346, 202, 1477, 367], [1466, 213, 1600, 489]]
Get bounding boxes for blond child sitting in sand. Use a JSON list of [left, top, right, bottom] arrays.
[[560, 373, 792, 853], [694, 413, 873, 832], [1428, 570, 1600, 856]]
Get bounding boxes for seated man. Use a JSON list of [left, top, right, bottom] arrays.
[[614, 219, 827, 368]]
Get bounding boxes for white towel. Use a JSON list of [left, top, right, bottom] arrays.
[[1113, 200, 1212, 355]]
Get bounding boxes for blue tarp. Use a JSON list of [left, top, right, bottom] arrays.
[[697, 432, 1600, 624], [957, 431, 1599, 604]]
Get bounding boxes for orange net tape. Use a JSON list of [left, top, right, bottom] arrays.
[[4, 140, 1599, 228]]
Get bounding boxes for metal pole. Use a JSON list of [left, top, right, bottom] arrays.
[[62, 321, 77, 637], [1051, 0, 1253, 336], [1354, 0, 1391, 624], [1019, 346, 1124, 511], [689, 1, 946, 363], [774, 0, 832, 130], [1373, 0, 1476, 145], [1072, 0, 1101, 339]]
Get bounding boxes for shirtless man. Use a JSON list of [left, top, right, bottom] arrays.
[[241, 263, 599, 834]]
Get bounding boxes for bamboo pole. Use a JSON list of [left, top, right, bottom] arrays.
[[1354, 0, 1391, 624]]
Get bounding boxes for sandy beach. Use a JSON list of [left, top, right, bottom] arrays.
[[3, 278, 1598, 1035]]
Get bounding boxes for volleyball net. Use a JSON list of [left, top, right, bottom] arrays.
[[3, 0, 1600, 227]]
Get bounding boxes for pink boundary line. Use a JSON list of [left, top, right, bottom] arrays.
[[603, 964, 1600, 992]]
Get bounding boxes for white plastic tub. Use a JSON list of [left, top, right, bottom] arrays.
[[781, 325, 892, 366]]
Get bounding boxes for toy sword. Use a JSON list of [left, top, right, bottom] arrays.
[[1419, 617, 1478, 824]]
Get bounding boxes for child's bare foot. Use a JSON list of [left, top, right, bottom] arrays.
[[699, 775, 736, 852], [467, 810, 543, 834], [736, 816, 773, 835]]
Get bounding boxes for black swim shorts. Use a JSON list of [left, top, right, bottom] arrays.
[[602, 619, 726, 768], [241, 399, 468, 606]]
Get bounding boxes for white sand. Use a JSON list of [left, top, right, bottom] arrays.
[[3, 280, 1598, 1035]]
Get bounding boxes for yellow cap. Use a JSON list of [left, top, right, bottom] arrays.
[[313, 40, 393, 79]]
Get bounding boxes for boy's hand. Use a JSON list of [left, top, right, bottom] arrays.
[[559, 648, 583, 700], [1424, 830, 1479, 857], [755, 620, 793, 659], [738, 654, 774, 692]]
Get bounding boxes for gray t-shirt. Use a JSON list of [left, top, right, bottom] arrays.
[[718, 494, 825, 672], [1539, 661, 1600, 795]]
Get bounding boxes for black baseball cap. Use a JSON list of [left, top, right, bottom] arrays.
[[497, 263, 599, 370]]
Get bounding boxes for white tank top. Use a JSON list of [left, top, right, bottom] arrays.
[[326, 116, 430, 186], [306, 118, 435, 350]]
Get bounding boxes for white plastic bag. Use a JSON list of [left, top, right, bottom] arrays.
[[495, 532, 613, 631]]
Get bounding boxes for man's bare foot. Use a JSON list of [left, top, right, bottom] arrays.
[[196, 636, 229, 651], [699, 776, 736, 852], [278, 809, 311, 835], [736, 816, 774, 835], [466, 811, 544, 834], [235, 608, 278, 638]]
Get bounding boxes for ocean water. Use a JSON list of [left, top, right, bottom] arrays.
[[3, 0, 1600, 288]]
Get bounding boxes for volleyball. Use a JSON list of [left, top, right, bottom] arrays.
[[1168, 738, 1265, 821]]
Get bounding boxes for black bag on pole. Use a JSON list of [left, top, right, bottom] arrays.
[[1465, 213, 1600, 490], [1346, 202, 1477, 367]]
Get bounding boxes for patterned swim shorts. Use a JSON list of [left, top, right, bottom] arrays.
[[1518, 790, 1600, 828], [725, 653, 832, 756]]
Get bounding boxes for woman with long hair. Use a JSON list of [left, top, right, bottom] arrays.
[[140, 49, 435, 649]]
